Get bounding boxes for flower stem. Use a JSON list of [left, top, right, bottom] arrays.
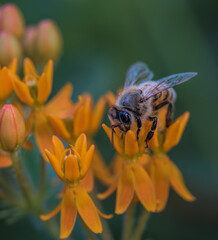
[[132, 210, 150, 240], [0, 174, 18, 196], [0, 189, 20, 207], [10, 152, 32, 204], [122, 202, 135, 240], [38, 155, 46, 201], [80, 217, 98, 240]]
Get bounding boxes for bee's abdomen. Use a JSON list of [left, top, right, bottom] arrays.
[[152, 88, 175, 108]]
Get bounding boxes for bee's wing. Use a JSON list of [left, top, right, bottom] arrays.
[[124, 62, 154, 89], [143, 72, 197, 100]]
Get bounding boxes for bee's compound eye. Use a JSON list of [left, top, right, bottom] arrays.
[[119, 111, 131, 124]]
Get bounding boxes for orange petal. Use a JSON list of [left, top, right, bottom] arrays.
[[65, 155, 80, 182], [11, 75, 34, 107], [115, 165, 134, 214], [22, 140, 34, 150], [48, 115, 70, 141], [102, 124, 123, 155], [163, 112, 190, 152], [75, 186, 102, 233], [45, 83, 74, 118], [124, 130, 139, 157], [97, 180, 118, 200], [105, 91, 116, 105], [149, 157, 170, 212], [80, 145, 95, 177], [45, 149, 64, 180], [8, 58, 18, 74], [74, 133, 87, 158], [97, 209, 113, 219], [24, 58, 38, 78], [37, 73, 50, 104], [138, 153, 151, 166], [80, 168, 94, 193], [60, 188, 77, 239], [52, 135, 65, 159], [34, 113, 53, 161], [43, 60, 53, 96], [0, 67, 13, 100], [0, 150, 12, 168], [90, 96, 106, 134], [167, 158, 195, 201], [132, 163, 156, 212], [40, 202, 61, 221]]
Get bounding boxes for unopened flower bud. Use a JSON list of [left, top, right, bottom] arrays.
[[0, 4, 25, 39], [0, 104, 26, 152], [35, 19, 63, 62], [0, 32, 22, 66], [23, 26, 37, 59]]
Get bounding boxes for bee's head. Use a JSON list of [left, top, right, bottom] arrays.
[[108, 106, 132, 132]]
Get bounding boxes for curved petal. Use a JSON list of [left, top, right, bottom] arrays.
[[37, 73, 50, 104], [43, 60, 53, 96], [102, 124, 123, 155], [45, 83, 74, 118], [60, 188, 77, 239], [8, 58, 18, 74], [149, 157, 170, 212], [74, 133, 87, 158], [0, 67, 13, 100], [97, 180, 118, 200], [115, 165, 134, 214], [11, 76, 34, 107], [45, 149, 64, 180], [97, 209, 113, 219], [24, 58, 38, 78], [75, 186, 102, 233], [90, 96, 106, 134], [52, 135, 65, 159], [80, 168, 94, 193], [124, 130, 139, 157], [80, 145, 95, 177], [167, 158, 195, 201], [0, 150, 12, 168], [48, 115, 70, 141], [132, 163, 156, 212], [163, 112, 190, 152], [40, 202, 61, 221]]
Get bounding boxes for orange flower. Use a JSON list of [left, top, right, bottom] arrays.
[[11, 58, 74, 160], [147, 111, 195, 212], [41, 134, 112, 239], [0, 58, 17, 104], [48, 94, 113, 185], [98, 125, 156, 214]]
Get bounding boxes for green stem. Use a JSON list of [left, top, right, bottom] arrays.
[[0, 174, 18, 196], [132, 210, 150, 240], [38, 155, 46, 201], [122, 202, 135, 240], [10, 152, 32, 204], [0, 189, 20, 207]]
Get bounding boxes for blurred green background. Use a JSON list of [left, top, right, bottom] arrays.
[[0, 0, 218, 239]]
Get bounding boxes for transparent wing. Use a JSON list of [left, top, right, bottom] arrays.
[[124, 62, 154, 89], [143, 72, 197, 101]]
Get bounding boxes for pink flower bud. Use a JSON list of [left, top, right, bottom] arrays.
[[0, 4, 25, 39], [0, 31, 22, 66], [22, 26, 37, 59], [0, 104, 26, 152], [35, 19, 63, 62]]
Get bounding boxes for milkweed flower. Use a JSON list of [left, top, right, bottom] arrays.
[[40, 134, 112, 239], [147, 111, 195, 212], [98, 124, 156, 214], [11, 58, 74, 160], [48, 94, 113, 185]]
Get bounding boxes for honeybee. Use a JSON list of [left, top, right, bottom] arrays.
[[108, 62, 197, 146]]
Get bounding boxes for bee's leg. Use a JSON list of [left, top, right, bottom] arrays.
[[136, 117, 142, 140], [166, 102, 173, 128], [111, 125, 119, 147], [145, 116, 158, 148]]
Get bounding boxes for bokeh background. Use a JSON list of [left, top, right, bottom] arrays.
[[0, 0, 218, 239]]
